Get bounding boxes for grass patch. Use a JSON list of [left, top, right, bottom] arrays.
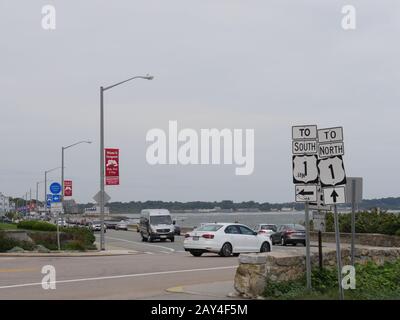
[[0, 223, 17, 230], [264, 259, 400, 300]]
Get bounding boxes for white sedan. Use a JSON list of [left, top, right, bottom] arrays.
[[184, 223, 272, 257]]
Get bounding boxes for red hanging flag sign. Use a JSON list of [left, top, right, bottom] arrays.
[[64, 180, 73, 197], [105, 148, 120, 185]]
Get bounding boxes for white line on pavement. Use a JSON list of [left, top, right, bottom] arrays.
[[99, 235, 176, 253], [0, 266, 237, 290]]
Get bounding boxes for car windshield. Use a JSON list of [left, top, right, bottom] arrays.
[[260, 225, 275, 231], [196, 224, 223, 232], [150, 215, 172, 225], [284, 224, 305, 231]]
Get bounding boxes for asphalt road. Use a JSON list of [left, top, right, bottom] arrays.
[[0, 230, 308, 299]]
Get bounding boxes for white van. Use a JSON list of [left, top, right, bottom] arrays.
[[139, 209, 175, 242]]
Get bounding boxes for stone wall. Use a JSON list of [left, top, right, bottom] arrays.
[[310, 231, 400, 247], [234, 247, 400, 299], [1, 230, 34, 243]]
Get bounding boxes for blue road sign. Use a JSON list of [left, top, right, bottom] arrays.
[[50, 182, 62, 194], [47, 194, 52, 208], [52, 194, 61, 203]]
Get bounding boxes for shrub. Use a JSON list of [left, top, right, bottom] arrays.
[[0, 231, 35, 252], [17, 221, 57, 232], [64, 240, 86, 251], [325, 210, 400, 236], [61, 226, 95, 246]]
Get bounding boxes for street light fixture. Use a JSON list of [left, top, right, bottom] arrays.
[[99, 74, 154, 250], [61, 140, 92, 204]]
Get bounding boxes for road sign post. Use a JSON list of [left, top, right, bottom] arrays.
[[304, 202, 312, 290], [333, 204, 344, 300], [292, 125, 318, 291]]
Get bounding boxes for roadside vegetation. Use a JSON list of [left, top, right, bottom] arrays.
[[0, 222, 96, 252], [0, 223, 17, 230], [325, 209, 400, 236], [263, 259, 400, 300]]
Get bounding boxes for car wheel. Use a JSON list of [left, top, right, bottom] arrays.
[[190, 250, 203, 257], [303, 241, 306, 246], [170, 237, 175, 242], [219, 243, 233, 257], [281, 237, 286, 246], [233, 253, 240, 257], [148, 236, 153, 242], [260, 242, 271, 252]]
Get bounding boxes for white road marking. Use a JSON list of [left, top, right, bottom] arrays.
[[103, 235, 176, 253], [0, 266, 237, 290]]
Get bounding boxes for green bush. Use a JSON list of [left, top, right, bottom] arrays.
[[61, 226, 95, 246], [17, 220, 57, 232], [63, 240, 86, 251], [325, 210, 400, 236], [264, 259, 400, 300], [0, 231, 35, 252]]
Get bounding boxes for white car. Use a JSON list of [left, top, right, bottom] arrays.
[[254, 224, 277, 238], [184, 223, 272, 257], [115, 220, 128, 231]]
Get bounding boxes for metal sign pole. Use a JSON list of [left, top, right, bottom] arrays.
[[304, 202, 312, 290], [351, 179, 356, 266], [333, 204, 344, 300]]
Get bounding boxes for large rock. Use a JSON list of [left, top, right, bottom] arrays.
[[7, 246, 25, 253], [35, 245, 51, 253]]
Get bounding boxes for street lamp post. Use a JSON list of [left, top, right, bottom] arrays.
[[61, 140, 92, 206], [99, 74, 153, 250]]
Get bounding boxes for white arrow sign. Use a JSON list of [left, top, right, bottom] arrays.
[[323, 186, 346, 205], [293, 155, 318, 184], [309, 185, 332, 211], [318, 156, 346, 187], [295, 185, 317, 202]]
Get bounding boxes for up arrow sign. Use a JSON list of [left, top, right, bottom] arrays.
[[330, 190, 339, 203], [323, 187, 346, 205]]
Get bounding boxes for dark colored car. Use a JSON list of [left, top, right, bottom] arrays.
[[271, 224, 306, 246], [0, 216, 12, 224], [174, 224, 181, 235]]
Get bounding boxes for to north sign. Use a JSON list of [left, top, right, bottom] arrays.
[[295, 185, 317, 202], [292, 155, 318, 184], [318, 142, 344, 158], [318, 127, 343, 143], [292, 125, 317, 140], [318, 156, 346, 187]]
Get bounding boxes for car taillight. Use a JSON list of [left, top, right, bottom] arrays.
[[202, 234, 214, 239], [258, 230, 266, 234], [184, 233, 191, 238], [285, 229, 295, 234]]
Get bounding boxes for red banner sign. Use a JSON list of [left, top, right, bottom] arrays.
[[64, 180, 73, 196], [105, 148, 120, 185]]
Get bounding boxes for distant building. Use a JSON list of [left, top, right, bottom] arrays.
[[84, 206, 110, 215], [63, 199, 80, 214], [0, 193, 11, 216]]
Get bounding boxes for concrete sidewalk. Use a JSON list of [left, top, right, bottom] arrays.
[[157, 281, 242, 300]]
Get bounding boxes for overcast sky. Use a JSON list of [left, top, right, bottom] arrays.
[[0, 1, 399, 203]]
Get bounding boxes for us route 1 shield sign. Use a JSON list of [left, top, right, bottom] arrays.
[[323, 186, 346, 205], [317, 155, 346, 187], [295, 185, 317, 202], [292, 155, 318, 184]]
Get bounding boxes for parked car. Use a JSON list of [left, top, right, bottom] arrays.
[[270, 224, 306, 246], [105, 221, 117, 229], [89, 221, 107, 232], [254, 224, 277, 237], [115, 220, 128, 231], [0, 216, 13, 224], [184, 223, 272, 257]]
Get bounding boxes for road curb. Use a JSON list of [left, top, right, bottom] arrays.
[[0, 250, 139, 258]]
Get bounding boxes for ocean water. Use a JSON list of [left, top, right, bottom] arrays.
[[120, 211, 305, 228]]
